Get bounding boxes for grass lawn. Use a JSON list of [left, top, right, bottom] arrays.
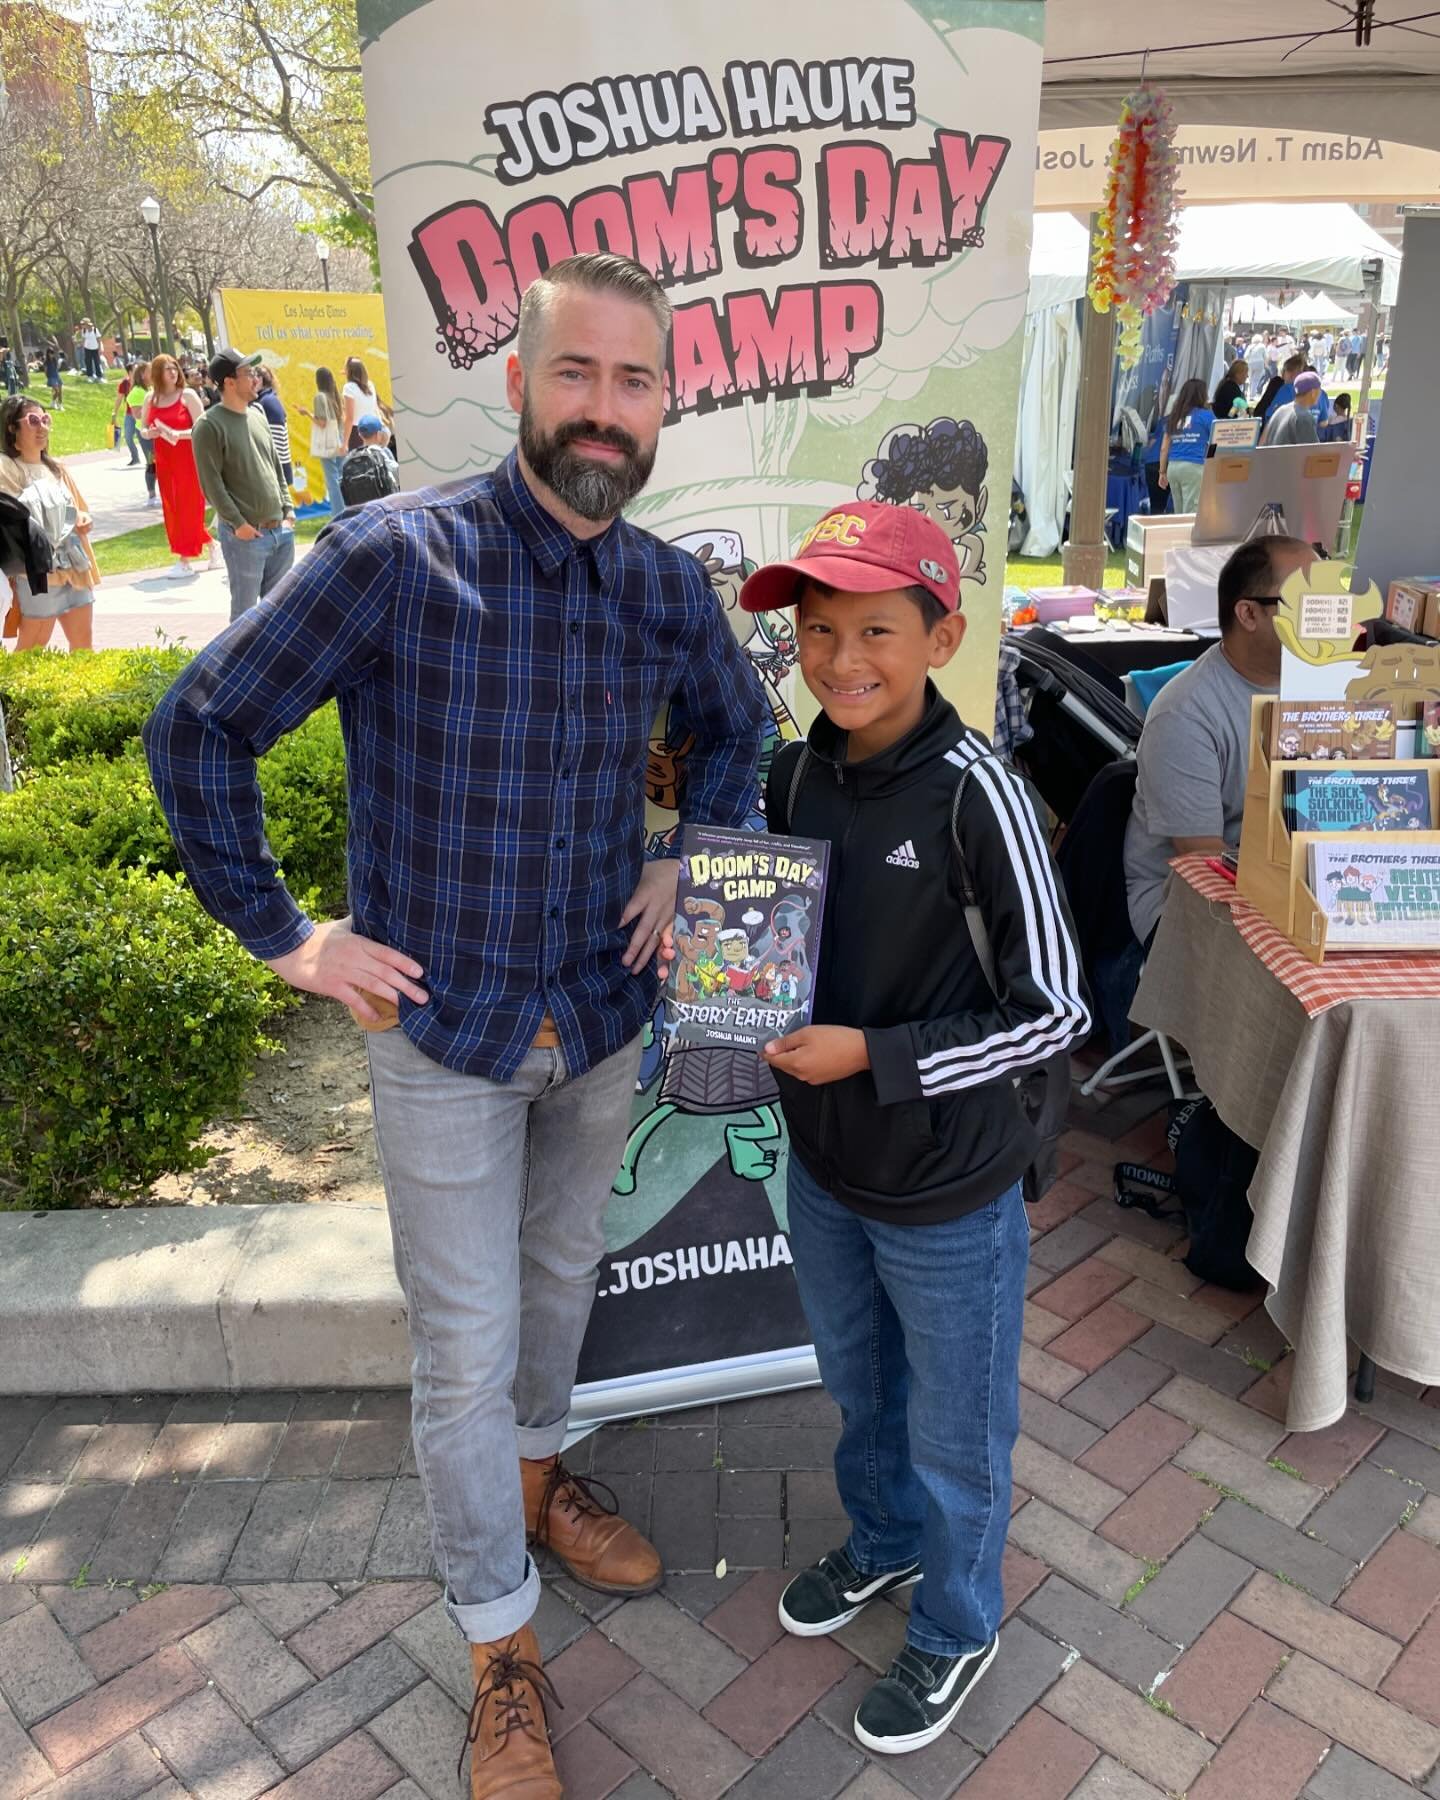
[[14, 366, 127, 457], [1005, 546, 1126, 592], [93, 513, 332, 580]]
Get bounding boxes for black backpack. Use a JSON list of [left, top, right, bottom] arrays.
[[1115, 1099, 1263, 1291], [339, 445, 400, 509]]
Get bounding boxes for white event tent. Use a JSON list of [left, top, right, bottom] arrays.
[[1016, 204, 1401, 554], [1281, 292, 1360, 327]]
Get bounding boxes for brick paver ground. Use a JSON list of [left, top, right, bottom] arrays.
[[4, 1121, 1440, 1798]]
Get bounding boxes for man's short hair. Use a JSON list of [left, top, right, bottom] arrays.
[[1217, 535, 1310, 633], [517, 253, 672, 368], [1282, 353, 1305, 376]]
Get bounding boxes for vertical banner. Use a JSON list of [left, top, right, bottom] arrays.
[[360, 0, 1045, 1421]]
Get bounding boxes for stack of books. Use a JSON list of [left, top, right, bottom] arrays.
[[1283, 768, 1431, 834], [1271, 701, 1396, 762], [1309, 841, 1440, 948]]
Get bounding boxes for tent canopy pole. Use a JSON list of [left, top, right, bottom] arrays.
[[1062, 213, 1117, 590]]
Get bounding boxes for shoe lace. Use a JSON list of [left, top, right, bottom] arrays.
[[533, 1460, 620, 1549], [458, 1644, 563, 1778]]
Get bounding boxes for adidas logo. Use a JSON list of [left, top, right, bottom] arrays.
[[886, 839, 921, 870]]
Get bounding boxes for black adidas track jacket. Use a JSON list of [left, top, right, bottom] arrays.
[[766, 686, 1090, 1225]]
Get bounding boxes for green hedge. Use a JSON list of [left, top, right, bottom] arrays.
[[0, 645, 194, 772], [0, 646, 352, 1207], [0, 680, 350, 917], [0, 867, 288, 1208]]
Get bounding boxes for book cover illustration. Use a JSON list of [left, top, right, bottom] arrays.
[[1423, 701, 1440, 759], [1272, 700, 1396, 761], [1308, 841, 1440, 949], [668, 825, 829, 1050], [1284, 769, 1432, 834]]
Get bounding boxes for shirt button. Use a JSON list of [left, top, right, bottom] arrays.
[[561, 768, 572, 779], [569, 621, 580, 634], [549, 907, 559, 920], [555, 837, 567, 849]]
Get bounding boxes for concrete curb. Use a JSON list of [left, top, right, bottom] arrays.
[[0, 1203, 410, 1394]]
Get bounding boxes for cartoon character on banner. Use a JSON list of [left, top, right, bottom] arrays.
[[612, 528, 803, 1222], [858, 417, 990, 586]]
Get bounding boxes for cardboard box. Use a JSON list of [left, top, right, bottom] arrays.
[[1385, 577, 1440, 633], [1125, 513, 1195, 589], [1424, 590, 1440, 641]]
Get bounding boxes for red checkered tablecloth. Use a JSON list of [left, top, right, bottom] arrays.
[[1170, 855, 1440, 1018]]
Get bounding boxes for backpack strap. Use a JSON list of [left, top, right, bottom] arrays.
[[769, 741, 812, 835]]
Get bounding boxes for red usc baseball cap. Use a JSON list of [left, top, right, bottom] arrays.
[[738, 501, 962, 616]]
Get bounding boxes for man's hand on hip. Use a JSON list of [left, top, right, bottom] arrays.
[[265, 918, 429, 1025], [234, 521, 260, 541], [620, 858, 680, 974]]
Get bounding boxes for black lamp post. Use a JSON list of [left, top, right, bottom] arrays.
[[316, 238, 331, 292], [139, 196, 174, 355]]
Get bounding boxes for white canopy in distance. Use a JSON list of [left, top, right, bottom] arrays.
[[1026, 203, 1401, 314]]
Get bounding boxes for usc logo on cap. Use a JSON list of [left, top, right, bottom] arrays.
[[798, 511, 867, 553]]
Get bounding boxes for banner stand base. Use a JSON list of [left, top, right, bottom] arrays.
[[564, 1346, 819, 1444]]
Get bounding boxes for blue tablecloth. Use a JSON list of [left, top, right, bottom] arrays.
[[1105, 470, 1149, 548]]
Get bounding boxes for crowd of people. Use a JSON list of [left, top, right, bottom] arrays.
[[1232, 322, 1386, 398], [1, 336, 399, 647], [1144, 316, 1377, 517]]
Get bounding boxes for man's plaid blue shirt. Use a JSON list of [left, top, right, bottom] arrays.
[[143, 451, 767, 1081]]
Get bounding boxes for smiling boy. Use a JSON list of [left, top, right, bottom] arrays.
[[742, 501, 1089, 1755]]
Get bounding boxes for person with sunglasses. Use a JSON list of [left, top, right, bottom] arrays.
[[0, 394, 101, 651], [1124, 535, 1316, 948]]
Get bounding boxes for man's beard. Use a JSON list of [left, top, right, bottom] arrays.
[[519, 401, 657, 523]]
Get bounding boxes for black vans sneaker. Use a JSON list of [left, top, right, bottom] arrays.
[[853, 1637, 999, 1754], [777, 1547, 921, 1638]]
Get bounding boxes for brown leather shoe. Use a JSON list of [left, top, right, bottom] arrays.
[[522, 1455, 663, 1596], [463, 1626, 561, 1799]]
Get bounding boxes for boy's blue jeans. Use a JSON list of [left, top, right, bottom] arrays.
[[786, 1155, 1027, 1657]]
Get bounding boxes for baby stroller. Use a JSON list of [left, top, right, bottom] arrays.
[[1005, 628, 1141, 826]]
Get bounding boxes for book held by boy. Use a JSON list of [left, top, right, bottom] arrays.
[[667, 825, 829, 1050]]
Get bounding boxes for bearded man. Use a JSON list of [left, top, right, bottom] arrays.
[[144, 252, 766, 1798]]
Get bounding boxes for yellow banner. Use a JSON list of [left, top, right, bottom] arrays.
[[213, 288, 391, 500]]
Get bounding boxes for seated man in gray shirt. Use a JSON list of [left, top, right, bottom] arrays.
[[1125, 535, 1316, 945]]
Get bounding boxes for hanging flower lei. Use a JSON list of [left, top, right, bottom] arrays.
[[1087, 85, 1182, 368]]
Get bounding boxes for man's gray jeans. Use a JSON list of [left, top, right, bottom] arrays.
[[366, 1026, 642, 1644], [216, 520, 295, 620]]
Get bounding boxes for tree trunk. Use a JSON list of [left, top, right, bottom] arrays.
[[201, 303, 215, 357]]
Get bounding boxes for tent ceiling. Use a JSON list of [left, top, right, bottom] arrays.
[[1041, 3, 1440, 151]]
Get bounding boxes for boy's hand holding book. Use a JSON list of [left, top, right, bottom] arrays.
[[763, 1026, 869, 1084]]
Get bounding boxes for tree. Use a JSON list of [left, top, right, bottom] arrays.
[[0, 126, 62, 357], [90, 0, 373, 229]]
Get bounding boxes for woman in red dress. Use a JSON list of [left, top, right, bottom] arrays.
[[140, 353, 215, 577]]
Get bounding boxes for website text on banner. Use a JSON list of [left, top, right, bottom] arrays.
[[358, 0, 1046, 1416]]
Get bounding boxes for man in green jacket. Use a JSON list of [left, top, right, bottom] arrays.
[[192, 346, 295, 620]]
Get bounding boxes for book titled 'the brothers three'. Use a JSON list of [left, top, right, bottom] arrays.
[[666, 825, 829, 1051]]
